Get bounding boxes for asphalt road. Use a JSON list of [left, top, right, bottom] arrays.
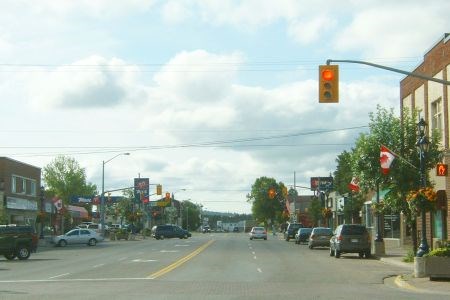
[[0, 232, 444, 299]]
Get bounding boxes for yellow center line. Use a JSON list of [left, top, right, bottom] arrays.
[[147, 239, 215, 279]]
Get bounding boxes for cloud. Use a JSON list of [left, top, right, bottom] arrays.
[[28, 56, 142, 109], [333, 3, 450, 58]]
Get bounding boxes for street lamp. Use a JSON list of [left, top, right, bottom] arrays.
[[416, 118, 430, 257], [39, 186, 45, 239], [101, 153, 130, 236]]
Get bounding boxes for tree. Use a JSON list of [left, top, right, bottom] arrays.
[[247, 177, 286, 226], [181, 200, 201, 231], [43, 156, 97, 204], [333, 151, 354, 195], [308, 196, 322, 226], [351, 106, 443, 252]]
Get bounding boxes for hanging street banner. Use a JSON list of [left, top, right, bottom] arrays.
[[134, 178, 149, 203], [70, 195, 123, 204]]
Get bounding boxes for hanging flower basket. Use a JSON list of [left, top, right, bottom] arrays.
[[322, 208, 332, 218], [406, 187, 437, 213], [371, 201, 385, 215]]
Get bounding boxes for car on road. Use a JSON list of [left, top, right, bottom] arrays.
[[308, 227, 333, 249], [249, 227, 267, 240], [295, 228, 313, 244], [329, 224, 371, 258], [0, 225, 38, 260], [284, 223, 304, 241], [53, 228, 104, 247], [151, 225, 191, 239], [233, 227, 239, 232], [202, 225, 211, 233]]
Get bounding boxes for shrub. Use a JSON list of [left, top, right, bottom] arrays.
[[426, 243, 450, 257], [403, 250, 415, 263]]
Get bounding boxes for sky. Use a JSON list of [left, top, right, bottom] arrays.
[[1, 0, 449, 214]]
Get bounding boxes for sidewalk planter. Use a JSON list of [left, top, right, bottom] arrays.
[[426, 256, 450, 280], [414, 256, 450, 280]]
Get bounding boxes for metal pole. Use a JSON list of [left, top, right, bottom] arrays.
[[375, 181, 383, 242], [39, 186, 45, 239], [101, 161, 105, 236], [417, 137, 429, 257], [186, 206, 189, 231]]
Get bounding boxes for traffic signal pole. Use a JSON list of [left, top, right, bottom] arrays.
[[326, 59, 450, 85]]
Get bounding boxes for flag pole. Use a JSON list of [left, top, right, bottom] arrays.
[[381, 144, 418, 170]]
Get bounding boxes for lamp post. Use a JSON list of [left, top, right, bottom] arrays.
[[416, 118, 430, 257], [39, 186, 45, 239], [101, 153, 130, 236]]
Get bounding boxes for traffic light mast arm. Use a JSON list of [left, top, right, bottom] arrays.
[[326, 59, 450, 86]]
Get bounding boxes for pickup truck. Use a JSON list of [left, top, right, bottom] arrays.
[[0, 225, 38, 260]]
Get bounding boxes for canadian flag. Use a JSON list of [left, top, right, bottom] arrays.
[[348, 177, 360, 192], [380, 145, 396, 175]]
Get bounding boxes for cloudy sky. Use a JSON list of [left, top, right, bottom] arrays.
[[1, 0, 448, 214]]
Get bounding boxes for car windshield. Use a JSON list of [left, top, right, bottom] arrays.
[[1, 2, 444, 299]]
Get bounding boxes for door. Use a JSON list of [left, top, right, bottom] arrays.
[[65, 229, 81, 244]]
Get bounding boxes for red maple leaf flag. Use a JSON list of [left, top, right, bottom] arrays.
[[380, 145, 396, 175], [348, 177, 360, 192]]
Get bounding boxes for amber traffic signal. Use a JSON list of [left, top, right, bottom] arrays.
[[156, 184, 162, 195], [268, 188, 276, 199], [319, 65, 339, 103], [436, 163, 448, 176]]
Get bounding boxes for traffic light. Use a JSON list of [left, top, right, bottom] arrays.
[[268, 188, 276, 199], [156, 184, 162, 195], [319, 65, 339, 103], [436, 163, 448, 176]]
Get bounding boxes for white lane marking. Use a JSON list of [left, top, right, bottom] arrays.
[[252, 251, 255, 255], [175, 244, 190, 247], [48, 273, 70, 279], [254, 256, 257, 260], [132, 259, 158, 263], [257, 268, 262, 273], [118, 257, 128, 261], [93, 264, 105, 268], [0, 278, 151, 283], [160, 250, 179, 253]]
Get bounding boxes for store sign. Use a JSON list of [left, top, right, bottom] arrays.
[[6, 197, 38, 211], [310, 177, 333, 191]]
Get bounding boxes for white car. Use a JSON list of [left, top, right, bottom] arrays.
[[249, 227, 267, 240], [54, 228, 104, 247]]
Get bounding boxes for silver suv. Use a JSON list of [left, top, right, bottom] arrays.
[[329, 224, 371, 258]]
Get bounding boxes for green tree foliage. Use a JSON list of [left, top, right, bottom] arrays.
[[43, 156, 97, 204], [333, 151, 353, 195], [181, 200, 201, 230], [247, 177, 286, 226], [309, 196, 322, 226]]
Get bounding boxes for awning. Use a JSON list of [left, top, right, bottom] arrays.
[[67, 205, 89, 219]]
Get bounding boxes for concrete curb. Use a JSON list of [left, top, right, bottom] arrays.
[[394, 275, 420, 292]]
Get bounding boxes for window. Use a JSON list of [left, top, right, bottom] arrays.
[[431, 98, 443, 140], [11, 175, 37, 196]]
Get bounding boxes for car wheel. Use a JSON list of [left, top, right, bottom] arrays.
[[4, 253, 16, 260], [364, 250, 371, 259], [286, 237, 290, 242], [160, 235, 165, 240], [184, 234, 188, 239], [16, 246, 31, 260], [250, 237, 253, 240], [88, 238, 97, 246], [59, 240, 67, 247], [264, 238, 267, 240], [329, 247, 334, 257], [358, 252, 364, 258], [335, 250, 341, 258], [308, 244, 313, 249]]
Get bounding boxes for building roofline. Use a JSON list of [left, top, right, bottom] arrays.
[[0, 157, 41, 171]]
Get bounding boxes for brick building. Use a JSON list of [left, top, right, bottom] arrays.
[[0, 157, 41, 226], [400, 33, 450, 247]]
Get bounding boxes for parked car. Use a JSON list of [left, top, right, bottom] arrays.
[[151, 225, 191, 240], [53, 228, 104, 247], [284, 223, 304, 241], [295, 228, 313, 244], [233, 227, 239, 232], [0, 225, 38, 260], [308, 227, 333, 249], [249, 227, 267, 240], [329, 224, 371, 258]]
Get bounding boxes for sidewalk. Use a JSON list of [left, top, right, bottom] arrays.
[[375, 242, 450, 295]]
